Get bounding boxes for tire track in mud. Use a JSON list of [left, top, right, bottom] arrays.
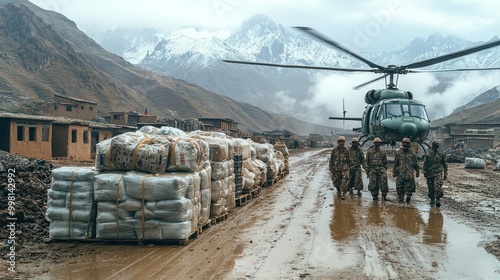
[[224, 148, 332, 279]]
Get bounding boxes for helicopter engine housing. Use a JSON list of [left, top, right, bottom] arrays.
[[365, 89, 413, 104]]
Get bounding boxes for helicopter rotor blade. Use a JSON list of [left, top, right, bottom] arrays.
[[293, 27, 383, 70], [222, 60, 374, 72], [353, 74, 388, 90], [408, 67, 500, 73], [404, 39, 500, 69]]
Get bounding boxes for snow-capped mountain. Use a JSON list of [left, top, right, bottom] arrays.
[[84, 14, 500, 125]]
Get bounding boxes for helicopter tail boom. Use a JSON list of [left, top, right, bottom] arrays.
[[329, 117, 362, 121]]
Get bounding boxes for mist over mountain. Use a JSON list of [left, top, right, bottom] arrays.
[[85, 14, 500, 127]]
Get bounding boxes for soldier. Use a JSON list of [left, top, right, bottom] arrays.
[[329, 136, 351, 200], [393, 138, 420, 203], [366, 137, 388, 201], [423, 139, 448, 207], [348, 137, 366, 197]]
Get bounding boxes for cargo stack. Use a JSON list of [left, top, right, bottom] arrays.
[[46, 166, 98, 240]]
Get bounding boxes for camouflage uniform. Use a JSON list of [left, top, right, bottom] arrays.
[[366, 147, 388, 199], [423, 149, 448, 202], [393, 147, 419, 202], [348, 145, 366, 194], [329, 146, 351, 198]]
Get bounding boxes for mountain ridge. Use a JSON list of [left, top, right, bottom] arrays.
[[87, 14, 500, 125], [0, 1, 334, 135]]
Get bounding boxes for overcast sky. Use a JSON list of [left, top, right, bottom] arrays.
[[27, 0, 500, 126], [29, 0, 499, 50]]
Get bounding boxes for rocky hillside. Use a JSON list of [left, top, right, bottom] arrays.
[[0, 1, 333, 135], [431, 86, 500, 126]]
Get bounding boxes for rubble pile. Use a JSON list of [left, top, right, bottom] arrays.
[[0, 150, 53, 246], [446, 147, 500, 166]]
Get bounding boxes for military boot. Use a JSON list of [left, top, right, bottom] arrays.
[[406, 196, 411, 203], [382, 194, 388, 201], [399, 196, 404, 203], [357, 190, 362, 197], [430, 198, 435, 205], [436, 198, 441, 208], [337, 191, 342, 198]]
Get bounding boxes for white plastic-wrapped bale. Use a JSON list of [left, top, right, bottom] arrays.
[[252, 143, 275, 163], [198, 166, 212, 226], [93, 172, 139, 240], [137, 125, 159, 135], [153, 126, 188, 137], [46, 167, 98, 240], [167, 137, 205, 172], [465, 157, 486, 169], [124, 172, 195, 201], [273, 142, 290, 158], [126, 172, 201, 240], [95, 132, 171, 174], [231, 138, 252, 160]]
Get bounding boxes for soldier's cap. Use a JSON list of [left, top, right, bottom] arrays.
[[402, 137, 411, 143], [432, 139, 440, 145], [337, 136, 346, 141], [351, 137, 359, 143], [373, 137, 382, 143]]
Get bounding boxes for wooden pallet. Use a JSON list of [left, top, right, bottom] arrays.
[[266, 176, 279, 187], [210, 212, 229, 225], [198, 219, 212, 235], [235, 193, 252, 206], [248, 186, 262, 198]]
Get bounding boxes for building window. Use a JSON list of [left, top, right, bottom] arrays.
[[113, 114, 120, 120], [81, 106, 85, 110], [71, 129, 77, 143], [54, 105, 58, 110], [66, 106, 72, 112], [17, 125, 24, 141], [29, 126, 37, 141], [42, 126, 50, 142], [83, 130, 89, 144], [89, 106, 93, 111]]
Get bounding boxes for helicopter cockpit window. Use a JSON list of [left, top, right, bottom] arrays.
[[384, 103, 401, 118], [402, 104, 410, 116], [410, 104, 429, 120]]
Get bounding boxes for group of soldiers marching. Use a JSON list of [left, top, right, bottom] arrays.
[[329, 136, 448, 207]]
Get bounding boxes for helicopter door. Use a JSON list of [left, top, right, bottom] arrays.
[[371, 105, 382, 135], [363, 106, 372, 135]]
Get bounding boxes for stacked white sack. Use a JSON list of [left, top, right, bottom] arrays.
[[95, 131, 170, 173], [142, 126, 212, 227], [93, 172, 138, 240], [252, 143, 281, 181], [125, 171, 201, 240], [274, 142, 290, 171], [190, 131, 236, 215], [46, 167, 98, 240]]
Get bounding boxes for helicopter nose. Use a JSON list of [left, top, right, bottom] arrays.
[[399, 122, 418, 137]]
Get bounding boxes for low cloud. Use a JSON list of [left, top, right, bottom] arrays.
[[304, 70, 500, 128]]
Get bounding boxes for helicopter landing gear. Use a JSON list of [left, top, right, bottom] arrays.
[[359, 135, 369, 147], [418, 141, 431, 156]]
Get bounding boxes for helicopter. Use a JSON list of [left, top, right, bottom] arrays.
[[223, 27, 500, 151]]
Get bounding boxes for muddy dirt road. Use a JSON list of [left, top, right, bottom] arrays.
[[3, 148, 500, 279]]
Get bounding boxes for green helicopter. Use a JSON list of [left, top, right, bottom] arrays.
[[224, 27, 500, 151]]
